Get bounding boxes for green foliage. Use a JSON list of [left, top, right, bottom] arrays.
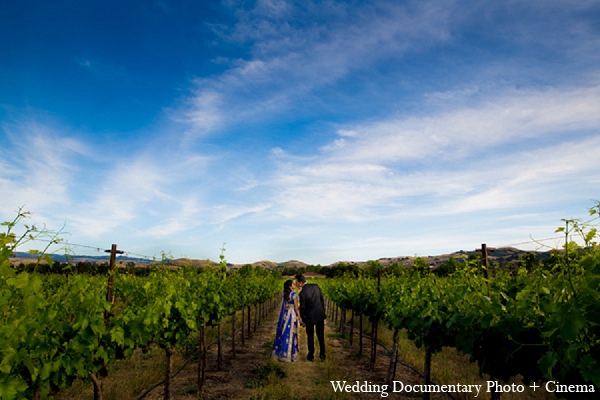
[[518, 252, 540, 272], [321, 262, 360, 278], [361, 260, 383, 277], [411, 256, 430, 275], [322, 201, 600, 392], [432, 256, 461, 277], [0, 210, 282, 398]]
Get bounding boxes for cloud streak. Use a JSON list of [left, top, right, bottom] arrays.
[[181, 0, 456, 136], [0, 121, 89, 219], [267, 84, 600, 224], [324, 85, 600, 163]]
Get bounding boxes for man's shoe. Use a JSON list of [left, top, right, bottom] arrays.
[[320, 355, 326, 362], [307, 356, 314, 362]]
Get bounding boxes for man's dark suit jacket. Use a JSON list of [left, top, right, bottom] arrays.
[[299, 283, 327, 325]]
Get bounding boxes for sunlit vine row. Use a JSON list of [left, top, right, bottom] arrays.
[[1, 226, 280, 400], [321, 207, 600, 394]]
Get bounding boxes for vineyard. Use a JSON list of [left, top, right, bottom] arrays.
[[321, 253, 600, 399], [1, 204, 599, 399], [1, 213, 282, 400], [1, 260, 281, 400]]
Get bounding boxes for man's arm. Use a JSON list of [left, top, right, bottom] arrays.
[[299, 289, 306, 319], [318, 286, 325, 310]]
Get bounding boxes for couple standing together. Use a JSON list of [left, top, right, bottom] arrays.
[[272, 274, 326, 363]]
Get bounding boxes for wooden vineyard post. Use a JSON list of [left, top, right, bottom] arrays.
[[231, 310, 236, 358], [104, 244, 123, 325], [482, 243, 490, 297], [349, 310, 354, 345], [253, 303, 258, 333], [90, 244, 122, 400], [387, 328, 400, 387], [241, 307, 245, 345], [476, 243, 494, 297], [217, 323, 222, 370], [331, 299, 335, 317], [247, 305, 251, 338], [370, 318, 378, 370], [359, 314, 363, 357], [423, 347, 432, 400], [197, 323, 206, 397], [370, 270, 381, 371], [333, 305, 338, 328], [165, 348, 174, 400], [477, 244, 502, 399]]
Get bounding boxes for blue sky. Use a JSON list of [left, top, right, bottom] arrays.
[[1, 0, 599, 265]]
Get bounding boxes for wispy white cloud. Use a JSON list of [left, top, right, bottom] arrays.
[[267, 85, 600, 223], [144, 196, 201, 237], [0, 121, 90, 220], [182, 0, 600, 143], [324, 85, 600, 163], [181, 0, 456, 136], [68, 161, 163, 236], [0, 113, 215, 245], [68, 148, 212, 237], [180, 90, 225, 138]]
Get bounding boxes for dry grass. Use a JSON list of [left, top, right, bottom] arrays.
[[250, 321, 351, 400], [339, 310, 557, 400], [55, 347, 167, 400]]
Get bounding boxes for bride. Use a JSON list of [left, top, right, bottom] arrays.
[[272, 279, 302, 362]]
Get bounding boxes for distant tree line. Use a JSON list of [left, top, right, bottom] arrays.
[[13, 261, 154, 276], [276, 249, 572, 279], [11, 248, 571, 279]]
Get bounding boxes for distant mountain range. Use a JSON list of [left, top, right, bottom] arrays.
[[11, 247, 552, 269], [12, 251, 152, 264], [252, 247, 552, 269], [368, 246, 553, 268], [234, 247, 552, 269]]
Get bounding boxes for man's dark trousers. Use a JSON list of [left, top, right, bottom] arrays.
[[299, 281, 327, 361], [305, 320, 325, 361]]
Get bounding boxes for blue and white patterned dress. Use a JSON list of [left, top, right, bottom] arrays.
[[272, 291, 300, 362]]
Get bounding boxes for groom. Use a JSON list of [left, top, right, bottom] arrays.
[[296, 274, 327, 362]]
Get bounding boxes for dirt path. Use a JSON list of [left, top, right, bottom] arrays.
[[141, 303, 445, 400], [142, 306, 282, 400]]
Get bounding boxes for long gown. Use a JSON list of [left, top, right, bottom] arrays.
[[272, 291, 300, 362]]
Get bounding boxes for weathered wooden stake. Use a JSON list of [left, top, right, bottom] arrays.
[[104, 244, 123, 325], [476, 243, 494, 297], [387, 328, 400, 387], [231, 311, 236, 358]]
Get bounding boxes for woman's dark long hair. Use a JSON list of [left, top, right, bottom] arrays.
[[283, 279, 293, 302]]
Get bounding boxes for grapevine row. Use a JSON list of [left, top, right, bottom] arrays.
[[0, 264, 280, 399], [321, 249, 600, 397]]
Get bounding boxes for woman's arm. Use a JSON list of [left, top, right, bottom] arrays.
[[294, 293, 304, 326]]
